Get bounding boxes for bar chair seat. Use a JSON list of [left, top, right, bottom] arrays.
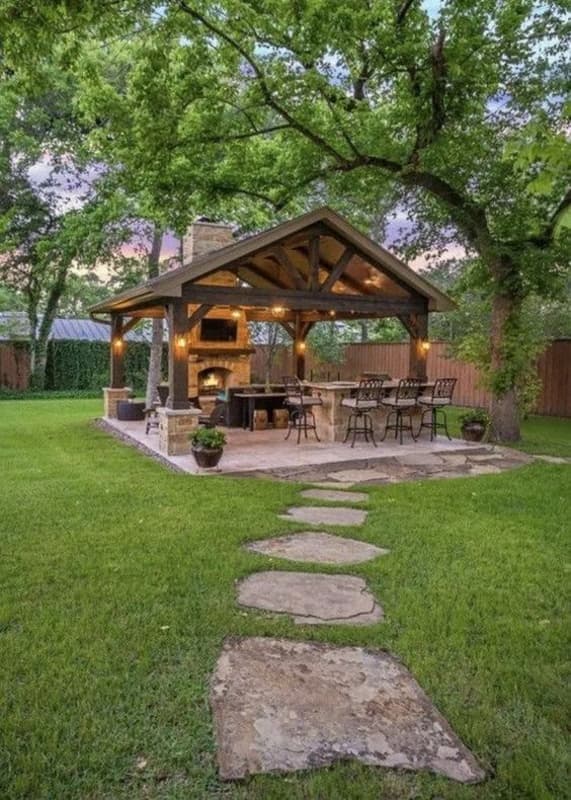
[[283, 376, 322, 444], [380, 378, 422, 444], [341, 378, 384, 447], [417, 378, 457, 440]]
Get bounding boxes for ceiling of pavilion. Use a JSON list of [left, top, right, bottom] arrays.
[[90, 207, 455, 321]]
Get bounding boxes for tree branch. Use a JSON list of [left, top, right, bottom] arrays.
[[177, 1, 351, 165]]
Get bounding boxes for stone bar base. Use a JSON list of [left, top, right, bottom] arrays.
[[103, 387, 132, 419], [157, 407, 202, 456]]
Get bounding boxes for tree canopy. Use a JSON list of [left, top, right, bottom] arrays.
[[1, 0, 569, 436]]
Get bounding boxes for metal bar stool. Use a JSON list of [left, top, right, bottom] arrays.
[[380, 378, 422, 444], [417, 378, 457, 440], [341, 378, 384, 447], [282, 376, 322, 444]]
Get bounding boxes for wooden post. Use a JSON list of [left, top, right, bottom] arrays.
[[293, 313, 306, 380], [166, 300, 190, 409], [110, 314, 125, 388], [408, 312, 429, 379]]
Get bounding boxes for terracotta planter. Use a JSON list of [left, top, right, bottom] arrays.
[[461, 422, 487, 443], [191, 446, 224, 469]]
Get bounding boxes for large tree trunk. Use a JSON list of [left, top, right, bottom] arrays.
[[29, 333, 49, 389], [489, 290, 521, 442], [145, 227, 164, 407], [145, 318, 163, 407]]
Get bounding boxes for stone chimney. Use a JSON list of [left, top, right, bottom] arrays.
[[182, 217, 235, 266]]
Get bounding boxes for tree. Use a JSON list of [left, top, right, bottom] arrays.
[[2, 1, 569, 438], [249, 321, 291, 385]]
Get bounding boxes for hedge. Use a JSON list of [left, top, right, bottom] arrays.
[[44, 340, 166, 392]]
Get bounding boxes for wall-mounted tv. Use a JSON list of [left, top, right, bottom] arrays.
[[200, 318, 238, 342]]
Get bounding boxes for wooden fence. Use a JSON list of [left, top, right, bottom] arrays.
[[251, 339, 571, 417], [2, 338, 570, 416]]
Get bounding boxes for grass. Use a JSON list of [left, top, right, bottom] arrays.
[[0, 399, 569, 800]]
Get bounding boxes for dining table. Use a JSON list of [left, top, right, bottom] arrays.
[[302, 379, 434, 442]]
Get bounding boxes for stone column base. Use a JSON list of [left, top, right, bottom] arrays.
[[103, 387, 132, 419], [157, 407, 202, 455]]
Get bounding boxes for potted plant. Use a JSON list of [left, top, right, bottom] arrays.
[[459, 408, 490, 442], [189, 427, 227, 468]]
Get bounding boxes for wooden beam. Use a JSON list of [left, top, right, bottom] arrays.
[[187, 304, 212, 331], [236, 262, 290, 290], [269, 245, 306, 290], [319, 246, 356, 292], [308, 235, 320, 290], [110, 314, 125, 388], [165, 301, 190, 410], [278, 321, 295, 339], [182, 283, 425, 315], [122, 317, 142, 335]]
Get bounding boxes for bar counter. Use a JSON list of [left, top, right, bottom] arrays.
[[303, 380, 433, 443]]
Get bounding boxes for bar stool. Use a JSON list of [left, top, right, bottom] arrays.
[[283, 376, 323, 444], [417, 378, 457, 440], [380, 378, 422, 444], [341, 378, 384, 447]]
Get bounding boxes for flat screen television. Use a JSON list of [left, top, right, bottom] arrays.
[[200, 318, 238, 342]]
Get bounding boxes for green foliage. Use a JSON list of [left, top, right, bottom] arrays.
[[189, 426, 227, 449], [307, 322, 347, 366], [43, 340, 160, 392], [458, 408, 491, 427]]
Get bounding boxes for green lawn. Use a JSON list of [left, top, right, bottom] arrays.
[[1, 400, 569, 800]]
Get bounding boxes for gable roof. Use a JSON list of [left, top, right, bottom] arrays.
[[90, 207, 455, 316]]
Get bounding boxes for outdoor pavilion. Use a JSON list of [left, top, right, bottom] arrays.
[[90, 207, 455, 455]]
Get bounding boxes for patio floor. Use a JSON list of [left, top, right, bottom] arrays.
[[100, 417, 528, 479]]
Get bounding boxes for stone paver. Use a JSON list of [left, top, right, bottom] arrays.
[[210, 637, 485, 783], [279, 506, 368, 526], [300, 488, 368, 503], [468, 463, 503, 475], [397, 453, 444, 467], [534, 454, 569, 464], [245, 532, 389, 564], [237, 571, 382, 625], [468, 452, 504, 462], [439, 454, 468, 467], [309, 481, 356, 490], [328, 468, 392, 484]]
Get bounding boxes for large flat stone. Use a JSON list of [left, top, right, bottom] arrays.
[[468, 463, 503, 475], [328, 468, 392, 483], [211, 637, 486, 783], [309, 481, 357, 490], [245, 532, 389, 564], [279, 506, 368, 526], [300, 488, 368, 503], [236, 571, 383, 625], [534, 454, 570, 464]]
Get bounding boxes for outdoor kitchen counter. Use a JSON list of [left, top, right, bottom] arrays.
[[303, 380, 434, 443]]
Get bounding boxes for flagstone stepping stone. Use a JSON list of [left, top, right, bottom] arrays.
[[236, 571, 383, 625], [328, 468, 392, 483], [468, 463, 503, 475], [245, 532, 389, 564], [279, 506, 367, 526], [210, 637, 486, 783], [309, 481, 356, 490], [300, 488, 368, 503], [440, 454, 468, 467], [468, 452, 504, 461], [534, 454, 569, 464]]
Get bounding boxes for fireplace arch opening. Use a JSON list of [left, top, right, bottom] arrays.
[[198, 367, 232, 396]]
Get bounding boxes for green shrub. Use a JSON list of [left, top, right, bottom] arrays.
[[189, 427, 227, 449]]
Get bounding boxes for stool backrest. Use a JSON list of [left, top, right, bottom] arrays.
[[356, 378, 384, 404], [432, 378, 457, 401], [282, 375, 303, 402], [396, 378, 422, 401]]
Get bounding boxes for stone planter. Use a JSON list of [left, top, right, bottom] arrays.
[[461, 422, 487, 442], [191, 446, 224, 469]]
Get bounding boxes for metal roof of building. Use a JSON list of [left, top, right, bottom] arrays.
[[0, 312, 151, 342]]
